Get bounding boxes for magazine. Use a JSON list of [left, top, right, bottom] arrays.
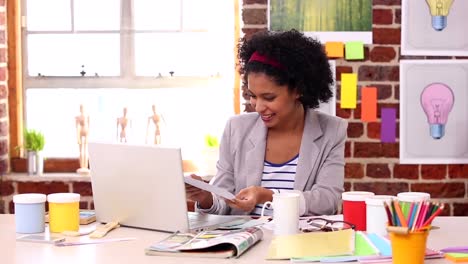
[[145, 226, 263, 258]]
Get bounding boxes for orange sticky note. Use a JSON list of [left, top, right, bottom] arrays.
[[325, 42, 344, 58], [340, 73, 357, 109], [361, 87, 377, 122]]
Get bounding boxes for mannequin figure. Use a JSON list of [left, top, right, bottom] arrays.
[[75, 104, 90, 175], [146, 104, 164, 144], [117, 107, 131, 143]]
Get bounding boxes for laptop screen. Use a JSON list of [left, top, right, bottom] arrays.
[[88, 142, 190, 232]]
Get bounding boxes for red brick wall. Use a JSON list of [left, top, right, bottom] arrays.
[[241, 0, 468, 216], [1, 0, 467, 216]]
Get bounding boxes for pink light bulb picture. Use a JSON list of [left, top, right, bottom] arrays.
[[420, 82, 455, 139]]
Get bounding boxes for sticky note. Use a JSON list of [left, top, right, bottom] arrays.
[[325, 42, 344, 58], [361, 87, 377, 122], [381, 108, 396, 143], [345, 41, 364, 60], [340, 73, 357, 109]]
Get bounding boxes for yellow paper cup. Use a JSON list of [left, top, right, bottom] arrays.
[[47, 193, 80, 233], [389, 230, 429, 264]]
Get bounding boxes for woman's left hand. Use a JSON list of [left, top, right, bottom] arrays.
[[226, 186, 272, 213]]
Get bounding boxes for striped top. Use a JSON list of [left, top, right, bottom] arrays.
[[251, 155, 298, 216]]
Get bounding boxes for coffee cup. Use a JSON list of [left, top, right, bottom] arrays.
[[365, 195, 396, 235], [261, 192, 300, 236], [342, 191, 375, 231], [47, 193, 81, 233], [13, 193, 47, 233], [397, 192, 430, 219]]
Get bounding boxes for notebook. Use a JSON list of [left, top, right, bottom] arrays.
[[88, 142, 244, 233]]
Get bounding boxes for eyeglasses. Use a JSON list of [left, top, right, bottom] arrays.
[[300, 217, 356, 233]]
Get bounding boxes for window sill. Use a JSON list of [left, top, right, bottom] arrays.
[[4, 173, 91, 182]]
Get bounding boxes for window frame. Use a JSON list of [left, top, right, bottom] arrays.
[[7, 0, 241, 170]]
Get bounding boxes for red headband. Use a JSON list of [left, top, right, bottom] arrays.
[[248, 51, 286, 70]]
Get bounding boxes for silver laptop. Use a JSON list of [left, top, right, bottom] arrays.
[[88, 142, 245, 233]]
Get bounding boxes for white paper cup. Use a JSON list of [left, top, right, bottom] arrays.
[[261, 192, 300, 236], [365, 195, 396, 235]]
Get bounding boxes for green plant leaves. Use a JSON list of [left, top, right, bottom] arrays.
[[24, 129, 45, 152], [204, 134, 219, 148]]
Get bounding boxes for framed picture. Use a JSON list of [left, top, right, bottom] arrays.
[[317, 60, 336, 116], [401, 0, 468, 56], [268, 0, 372, 44], [400, 60, 468, 164]]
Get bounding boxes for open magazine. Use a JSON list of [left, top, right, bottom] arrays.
[[145, 226, 263, 258]]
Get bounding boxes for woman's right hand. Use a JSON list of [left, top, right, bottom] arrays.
[[185, 174, 213, 209]]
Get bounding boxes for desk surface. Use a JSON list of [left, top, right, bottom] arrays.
[[1, 215, 466, 264]]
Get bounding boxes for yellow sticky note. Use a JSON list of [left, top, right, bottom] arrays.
[[345, 41, 364, 60], [341, 73, 357, 109], [325, 42, 344, 58], [266, 229, 355, 260]]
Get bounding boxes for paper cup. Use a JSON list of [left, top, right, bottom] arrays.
[[342, 191, 374, 231], [13, 193, 47, 233], [365, 195, 396, 235], [47, 193, 80, 233], [397, 192, 430, 219], [261, 192, 300, 236]]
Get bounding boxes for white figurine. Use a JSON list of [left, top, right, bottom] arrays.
[[146, 104, 164, 144], [75, 104, 90, 175], [117, 107, 131, 143]]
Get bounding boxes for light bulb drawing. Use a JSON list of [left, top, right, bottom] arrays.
[[420, 83, 454, 140], [425, 0, 454, 31]]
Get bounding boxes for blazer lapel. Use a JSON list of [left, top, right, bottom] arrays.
[[295, 110, 323, 190], [245, 117, 267, 187]]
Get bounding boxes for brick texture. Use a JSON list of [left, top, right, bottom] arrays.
[[373, 9, 393, 25], [345, 163, 364, 179], [411, 183, 465, 198], [366, 163, 391, 178]]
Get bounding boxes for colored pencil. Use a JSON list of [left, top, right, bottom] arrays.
[[383, 201, 394, 226], [407, 202, 416, 227], [393, 200, 408, 227], [421, 204, 445, 229], [390, 200, 400, 226], [411, 201, 423, 231], [416, 201, 429, 230]]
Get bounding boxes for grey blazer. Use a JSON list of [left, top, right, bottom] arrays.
[[197, 109, 348, 216]]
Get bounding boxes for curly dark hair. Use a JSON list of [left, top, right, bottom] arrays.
[[238, 29, 334, 109]]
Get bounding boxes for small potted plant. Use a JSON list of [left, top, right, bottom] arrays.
[[24, 129, 45, 175]]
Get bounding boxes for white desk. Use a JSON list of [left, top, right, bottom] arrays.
[[1, 215, 467, 264]]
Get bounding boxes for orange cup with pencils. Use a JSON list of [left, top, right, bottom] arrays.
[[389, 229, 430, 264]]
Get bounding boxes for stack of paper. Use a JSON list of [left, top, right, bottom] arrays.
[[266, 229, 355, 260]]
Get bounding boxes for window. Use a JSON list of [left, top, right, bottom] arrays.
[[22, 0, 236, 160]]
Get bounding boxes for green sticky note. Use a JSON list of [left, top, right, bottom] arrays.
[[345, 41, 364, 60], [354, 232, 379, 256]]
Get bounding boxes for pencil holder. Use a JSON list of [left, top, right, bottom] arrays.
[[389, 230, 429, 264]]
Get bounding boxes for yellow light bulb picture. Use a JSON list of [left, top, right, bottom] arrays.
[[425, 0, 454, 31]]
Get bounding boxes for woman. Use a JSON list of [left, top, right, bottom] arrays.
[[186, 29, 347, 216]]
